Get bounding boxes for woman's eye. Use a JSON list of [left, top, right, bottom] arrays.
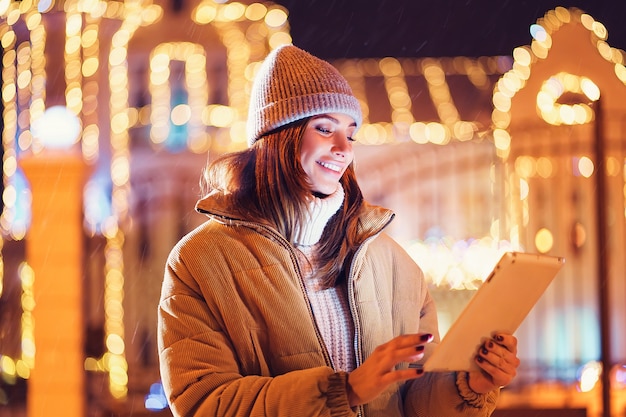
[[315, 126, 331, 134]]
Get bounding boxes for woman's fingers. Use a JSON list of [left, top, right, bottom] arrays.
[[493, 333, 518, 355], [369, 333, 433, 369], [480, 334, 520, 368], [474, 333, 521, 388], [347, 333, 432, 407]]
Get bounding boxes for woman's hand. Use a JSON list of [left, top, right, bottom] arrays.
[[468, 333, 520, 394], [346, 333, 432, 407]]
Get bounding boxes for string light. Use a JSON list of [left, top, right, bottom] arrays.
[[333, 55, 507, 146]]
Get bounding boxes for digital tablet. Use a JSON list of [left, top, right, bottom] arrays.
[[420, 251, 565, 372]]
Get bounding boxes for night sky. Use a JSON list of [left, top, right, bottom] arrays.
[[274, 0, 626, 60]]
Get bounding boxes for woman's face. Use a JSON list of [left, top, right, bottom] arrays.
[[300, 113, 356, 196]]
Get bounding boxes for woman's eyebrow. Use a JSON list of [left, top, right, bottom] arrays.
[[311, 115, 338, 123], [312, 114, 356, 127]]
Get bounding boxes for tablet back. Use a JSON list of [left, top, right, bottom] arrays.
[[422, 251, 565, 372]]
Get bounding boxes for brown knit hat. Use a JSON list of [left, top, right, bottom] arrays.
[[246, 44, 362, 147]]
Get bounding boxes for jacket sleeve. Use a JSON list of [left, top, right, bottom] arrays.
[[157, 251, 357, 417], [403, 284, 500, 416]]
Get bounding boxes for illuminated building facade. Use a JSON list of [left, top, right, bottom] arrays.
[[0, 1, 624, 416]]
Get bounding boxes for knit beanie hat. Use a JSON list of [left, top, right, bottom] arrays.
[[247, 44, 362, 147]]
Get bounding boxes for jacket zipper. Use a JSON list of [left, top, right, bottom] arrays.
[[345, 233, 383, 417]]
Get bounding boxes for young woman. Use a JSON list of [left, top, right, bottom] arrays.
[[157, 44, 520, 417]]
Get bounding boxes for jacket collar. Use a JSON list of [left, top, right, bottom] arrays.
[[195, 190, 395, 241]]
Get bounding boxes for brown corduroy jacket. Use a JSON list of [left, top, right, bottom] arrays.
[[157, 193, 499, 417]]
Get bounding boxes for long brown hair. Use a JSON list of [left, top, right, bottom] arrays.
[[202, 118, 365, 287]]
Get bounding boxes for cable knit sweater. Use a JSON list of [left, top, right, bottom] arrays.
[[294, 185, 356, 373]]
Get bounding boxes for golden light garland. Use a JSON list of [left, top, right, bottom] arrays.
[[105, 0, 148, 398], [0, 261, 33, 384], [381, 57, 414, 139], [491, 7, 626, 158], [333, 55, 501, 146], [80, 14, 102, 163], [0, 0, 46, 386]]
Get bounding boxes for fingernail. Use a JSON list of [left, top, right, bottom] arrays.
[[476, 356, 484, 363], [496, 335, 504, 342], [482, 348, 488, 355], [416, 345, 425, 352], [488, 341, 494, 348], [416, 368, 424, 375], [420, 333, 433, 342]]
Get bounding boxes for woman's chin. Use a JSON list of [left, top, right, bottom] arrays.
[[311, 184, 338, 198], [312, 191, 330, 199]]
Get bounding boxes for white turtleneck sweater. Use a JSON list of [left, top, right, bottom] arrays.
[[294, 185, 356, 373]]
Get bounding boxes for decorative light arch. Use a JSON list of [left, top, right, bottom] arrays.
[[148, 42, 209, 152]]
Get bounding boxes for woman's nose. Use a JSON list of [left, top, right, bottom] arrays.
[[332, 134, 352, 156]]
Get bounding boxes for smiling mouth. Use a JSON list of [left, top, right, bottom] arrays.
[[317, 160, 342, 172]]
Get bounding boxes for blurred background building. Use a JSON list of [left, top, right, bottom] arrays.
[[0, 1, 625, 416]]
